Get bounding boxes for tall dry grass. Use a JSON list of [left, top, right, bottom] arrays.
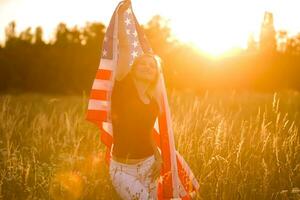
[[0, 90, 299, 199]]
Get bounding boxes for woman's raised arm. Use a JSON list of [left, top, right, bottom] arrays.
[[115, 0, 131, 81]]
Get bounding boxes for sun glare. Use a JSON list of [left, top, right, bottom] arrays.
[[148, 0, 300, 57], [1, 0, 300, 56], [160, 0, 265, 57]]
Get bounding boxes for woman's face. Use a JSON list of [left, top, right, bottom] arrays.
[[133, 56, 158, 83]]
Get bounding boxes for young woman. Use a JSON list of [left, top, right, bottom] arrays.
[[109, 53, 163, 200], [108, 1, 163, 199]]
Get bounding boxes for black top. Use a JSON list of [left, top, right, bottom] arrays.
[[111, 73, 159, 159]]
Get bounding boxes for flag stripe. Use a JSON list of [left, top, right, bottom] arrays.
[[159, 76, 182, 197], [99, 59, 114, 70], [176, 152, 200, 190], [89, 89, 108, 100], [96, 69, 112, 80], [86, 110, 107, 122], [100, 130, 113, 147], [92, 79, 113, 90], [103, 122, 113, 135], [158, 107, 174, 197], [88, 99, 110, 111], [152, 129, 161, 149]]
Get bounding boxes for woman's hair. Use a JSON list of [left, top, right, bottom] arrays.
[[129, 53, 162, 95]]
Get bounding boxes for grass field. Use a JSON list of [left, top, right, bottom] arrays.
[[0, 90, 299, 200]]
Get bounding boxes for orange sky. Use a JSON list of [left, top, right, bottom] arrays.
[[0, 0, 299, 56]]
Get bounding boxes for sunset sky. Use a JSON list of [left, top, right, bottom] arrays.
[[0, 0, 300, 55]]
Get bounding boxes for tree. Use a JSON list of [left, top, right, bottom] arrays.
[[68, 25, 81, 45], [19, 27, 34, 44], [54, 23, 70, 46], [286, 33, 300, 55], [247, 33, 257, 52], [4, 21, 17, 48], [143, 15, 172, 55], [33, 26, 45, 45], [277, 30, 288, 53], [81, 22, 106, 47], [259, 12, 277, 53]]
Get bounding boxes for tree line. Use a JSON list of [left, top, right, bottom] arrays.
[[0, 12, 300, 95]]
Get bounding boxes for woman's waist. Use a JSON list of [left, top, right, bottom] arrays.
[[111, 153, 155, 165], [111, 144, 155, 164], [112, 139, 154, 153]]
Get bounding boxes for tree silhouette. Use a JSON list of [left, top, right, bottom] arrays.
[[286, 33, 300, 55], [82, 22, 106, 47], [144, 15, 172, 55], [259, 12, 277, 53], [277, 30, 288, 53], [54, 23, 71, 46], [4, 21, 18, 48], [0, 14, 300, 94], [33, 26, 45, 45], [19, 27, 34, 44], [247, 33, 257, 52]]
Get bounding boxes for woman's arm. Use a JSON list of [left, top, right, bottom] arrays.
[[115, 0, 131, 81], [151, 138, 162, 161], [149, 133, 163, 180]]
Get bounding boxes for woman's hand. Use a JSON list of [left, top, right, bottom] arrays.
[[149, 136, 163, 181], [149, 158, 163, 181], [118, 0, 131, 14]]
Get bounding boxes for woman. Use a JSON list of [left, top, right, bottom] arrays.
[[108, 1, 163, 199], [109, 53, 163, 200]]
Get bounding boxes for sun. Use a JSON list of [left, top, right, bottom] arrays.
[[170, 22, 247, 57], [160, 0, 265, 57]]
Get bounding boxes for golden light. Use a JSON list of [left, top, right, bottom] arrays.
[[1, 0, 300, 56], [158, 0, 265, 57], [0, 0, 117, 44], [134, 0, 300, 57]]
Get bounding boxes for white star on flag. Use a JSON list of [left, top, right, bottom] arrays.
[[126, 8, 132, 14], [131, 50, 138, 58], [125, 18, 131, 26], [103, 49, 107, 56], [132, 41, 138, 48], [132, 30, 138, 37]]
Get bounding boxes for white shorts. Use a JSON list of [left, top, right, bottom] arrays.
[[109, 154, 159, 200]]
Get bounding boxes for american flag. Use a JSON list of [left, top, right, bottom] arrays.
[[85, 1, 200, 199]]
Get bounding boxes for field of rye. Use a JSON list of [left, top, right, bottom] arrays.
[[0, 90, 299, 200]]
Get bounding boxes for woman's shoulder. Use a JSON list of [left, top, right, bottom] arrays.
[[112, 72, 135, 97], [114, 72, 134, 87]]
